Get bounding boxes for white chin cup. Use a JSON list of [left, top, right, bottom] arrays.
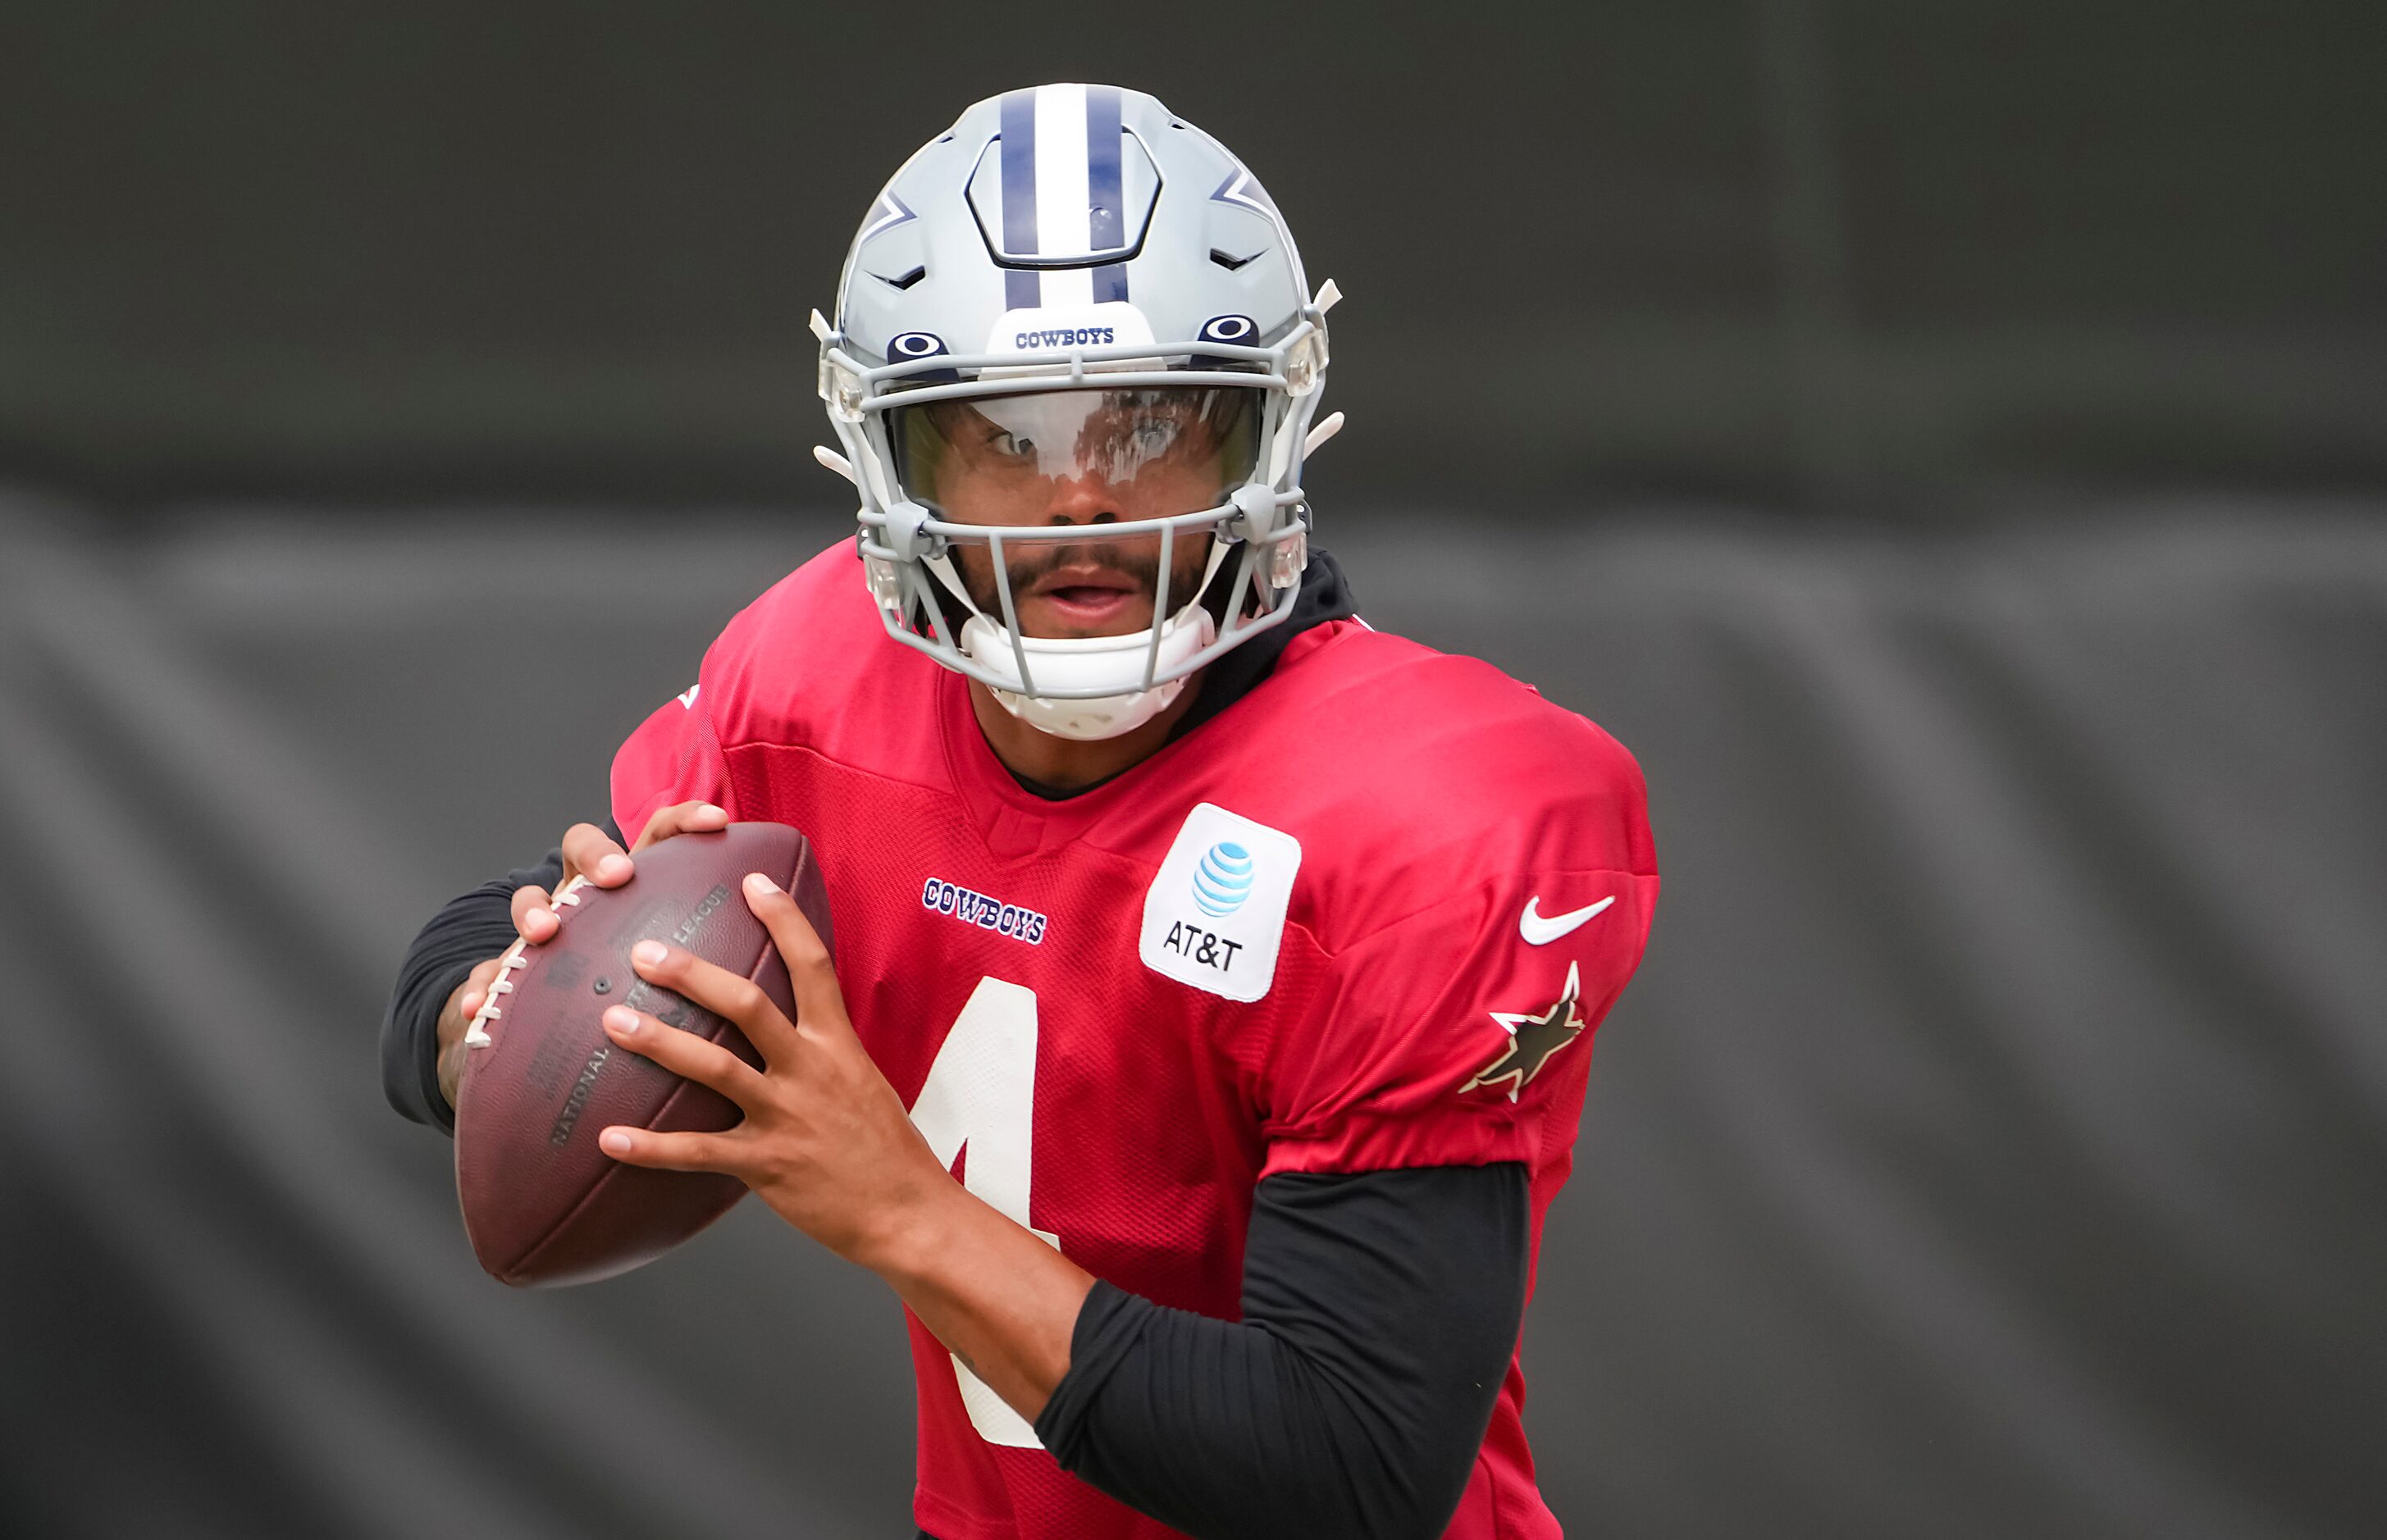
[[960, 604, 1218, 741]]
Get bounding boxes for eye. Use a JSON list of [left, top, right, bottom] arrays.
[[990, 431, 1035, 458]]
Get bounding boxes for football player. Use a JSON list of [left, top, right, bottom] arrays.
[[385, 84, 1657, 1540]]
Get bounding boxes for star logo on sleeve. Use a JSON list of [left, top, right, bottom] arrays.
[[1463, 961, 1587, 1101]]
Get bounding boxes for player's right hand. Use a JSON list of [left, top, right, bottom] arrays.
[[436, 801, 729, 1106]]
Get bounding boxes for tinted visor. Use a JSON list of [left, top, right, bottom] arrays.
[[890, 387, 1264, 526]]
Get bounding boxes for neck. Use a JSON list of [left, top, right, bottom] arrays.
[[966, 672, 1204, 793]]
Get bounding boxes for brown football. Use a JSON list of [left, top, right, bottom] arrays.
[[454, 822, 832, 1287]]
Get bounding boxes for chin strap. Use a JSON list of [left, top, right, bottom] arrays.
[[961, 602, 1219, 741]]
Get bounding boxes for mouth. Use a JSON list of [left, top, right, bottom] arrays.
[[1025, 564, 1146, 630]]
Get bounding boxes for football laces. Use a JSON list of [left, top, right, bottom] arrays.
[[463, 874, 589, 1049]]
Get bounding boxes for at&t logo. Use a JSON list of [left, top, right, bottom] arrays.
[[1192, 841, 1254, 917]]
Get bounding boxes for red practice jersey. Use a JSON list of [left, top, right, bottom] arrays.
[[609, 540, 1658, 1540]]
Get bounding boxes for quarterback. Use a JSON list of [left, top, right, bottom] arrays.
[[385, 84, 1657, 1540]]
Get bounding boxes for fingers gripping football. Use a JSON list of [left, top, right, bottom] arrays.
[[748, 871, 850, 1043], [512, 822, 626, 944], [595, 900, 806, 1173], [511, 805, 723, 945], [597, 872, 946, 1267], [633, 800, 730, 850], [590, 953, 769, 1178], [599, 997, 769, 1108], [609, 873, 839, 1070]]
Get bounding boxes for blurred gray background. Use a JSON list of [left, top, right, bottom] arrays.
[[2, 3, 2384, 1537]]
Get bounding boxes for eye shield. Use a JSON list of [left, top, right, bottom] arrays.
[[889, 386, 1263, 523]]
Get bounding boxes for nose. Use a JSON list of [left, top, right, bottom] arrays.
[[1043, 472, 1123, 526]]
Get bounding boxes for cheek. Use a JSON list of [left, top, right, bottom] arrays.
[[938, 467, 1055, 526], [1170, 533, 1215, 590], [1140, 460, 1228, 509], [942, 544, 1002, 613]]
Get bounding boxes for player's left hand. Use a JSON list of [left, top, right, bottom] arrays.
[[591, 871, 952, 1268]]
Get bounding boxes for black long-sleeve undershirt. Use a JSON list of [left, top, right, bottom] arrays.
[[1034, 1163, 1530, 1540]]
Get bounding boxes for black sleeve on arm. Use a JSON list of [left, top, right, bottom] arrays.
[[1034, 1162, 1531, 1540], [377, 818, 625, 1134]]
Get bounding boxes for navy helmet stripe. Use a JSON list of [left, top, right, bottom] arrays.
[[1085, 85, 1124, 251], [998, 89, 1039, 257], [998, 89, 1042, 311], [1086, 85, 1128, 303]]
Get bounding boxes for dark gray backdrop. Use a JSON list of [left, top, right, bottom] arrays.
[[2, 3, 2385, 1537], [4, 1, 2383, 510]]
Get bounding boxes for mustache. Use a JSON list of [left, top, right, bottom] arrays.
[[956, 531, 1214, 619], [997, 540, 1164, 595]]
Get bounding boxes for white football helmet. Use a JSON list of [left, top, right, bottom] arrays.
[[814, 83, 1343, 740]]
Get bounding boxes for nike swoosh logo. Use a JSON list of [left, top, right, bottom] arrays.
[[1520, 895, 1614, 945]]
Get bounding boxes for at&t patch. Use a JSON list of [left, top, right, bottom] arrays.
[[1139, 803, 1301, 1002]]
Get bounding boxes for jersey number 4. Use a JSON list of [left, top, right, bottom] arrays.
[[907, 976, 1057, 1448]]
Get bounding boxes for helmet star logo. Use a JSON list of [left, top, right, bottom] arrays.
[[1464, 962, 1587, 1101]]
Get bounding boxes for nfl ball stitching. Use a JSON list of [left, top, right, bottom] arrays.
[[463, 874, 591, 1048]]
